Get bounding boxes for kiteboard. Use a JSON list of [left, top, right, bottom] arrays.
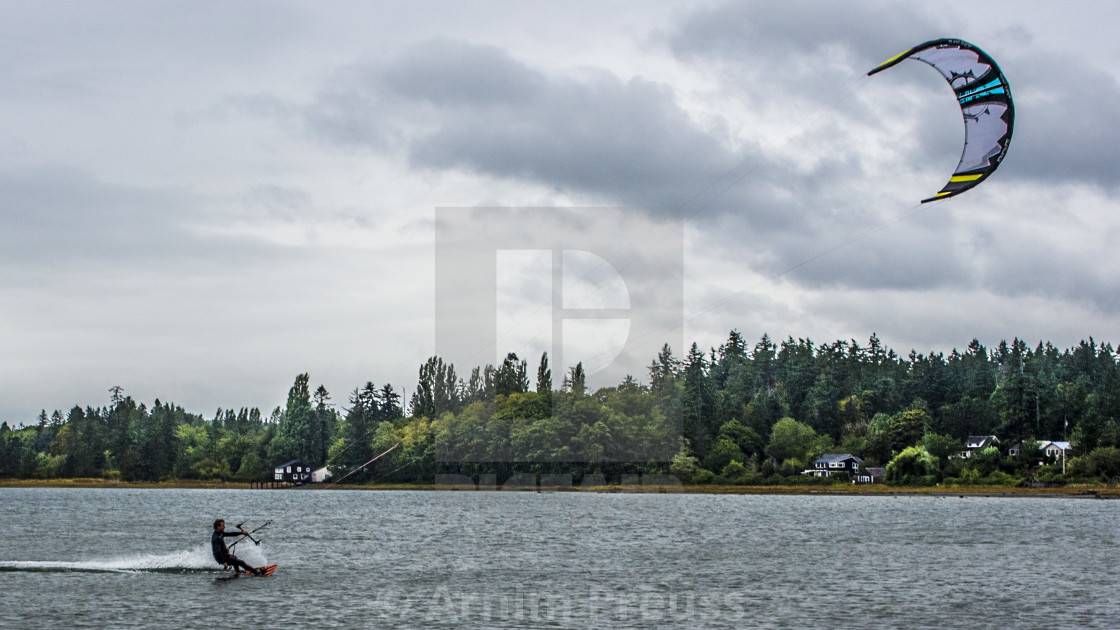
[[216, 564, 277, 580]]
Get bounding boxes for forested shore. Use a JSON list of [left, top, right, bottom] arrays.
[[2, 477, 1117, 498], [3, 332, 1120, 487]]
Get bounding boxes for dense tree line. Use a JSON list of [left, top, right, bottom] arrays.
[[0, 374, 349, 482], [2, 333, 1120, 485]]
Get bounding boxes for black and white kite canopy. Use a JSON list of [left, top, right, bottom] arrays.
[[869, 38, 1014, 203]]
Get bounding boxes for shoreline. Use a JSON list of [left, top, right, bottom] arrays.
[[1, 477, 1116, 498]]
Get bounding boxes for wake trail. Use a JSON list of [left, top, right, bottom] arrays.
[[0, 543, 267, 574]]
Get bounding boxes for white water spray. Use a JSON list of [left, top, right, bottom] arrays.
[[0, 543, 267, 573]]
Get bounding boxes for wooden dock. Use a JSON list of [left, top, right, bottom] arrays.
[[248, 480, 294, 489]]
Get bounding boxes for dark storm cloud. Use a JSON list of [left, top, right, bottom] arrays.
[[307, 38, 742, 209], [980, 244, 1120, 312], [299, 26, 903, 234], [382, 38, 543, 106], [663, 0, 968, 190], [301, 33, 966, 295], [302, 31, 889, 293], [734, 173, 1120, 314], [0, 1, 1115, 425], [652, 0, 1120, 309], [291, 5, 1120, 317], [1000, 50, 1120, 193], [701, 175, 974, 296], [667, 0, 1120, 196]]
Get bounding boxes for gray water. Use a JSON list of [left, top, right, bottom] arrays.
[[0, 488, 1116, 629]]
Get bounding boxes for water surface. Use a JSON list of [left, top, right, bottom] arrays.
[[1, 488, 1115, 628]]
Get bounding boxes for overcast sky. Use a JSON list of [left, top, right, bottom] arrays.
[[2, 1, 1118, 424]]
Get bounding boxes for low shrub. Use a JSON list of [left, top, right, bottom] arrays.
[[692, 469, 715, 485]]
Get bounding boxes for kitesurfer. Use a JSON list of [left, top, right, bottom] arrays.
[[212, 519, 263, 575]]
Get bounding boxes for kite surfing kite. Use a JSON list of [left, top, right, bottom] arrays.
[[868, 38, 1014, 203]]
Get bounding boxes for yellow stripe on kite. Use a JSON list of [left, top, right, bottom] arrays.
[[876, 50, 909, 68], [949, 174, 984, 183]]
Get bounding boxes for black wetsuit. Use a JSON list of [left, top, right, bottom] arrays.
[[211, 530, 255, 573]]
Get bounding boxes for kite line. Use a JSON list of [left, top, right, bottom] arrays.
[[226, 440, 403, 552]]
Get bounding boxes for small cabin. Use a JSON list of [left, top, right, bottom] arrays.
[[855, 467, 886, 485], [1009, 440, 1072, 461], [274, 459, 312, 484], [1044, 441, 1072, 459], [963, 435, 999, 458], [311, 466, 332, 483]]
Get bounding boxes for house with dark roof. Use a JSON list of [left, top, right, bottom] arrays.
[[273, 459, 312, 484], [807, 453, 863, 478], [963, 435, 999, 458]]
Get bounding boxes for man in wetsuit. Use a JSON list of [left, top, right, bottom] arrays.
[[212, 519, 263, 575]]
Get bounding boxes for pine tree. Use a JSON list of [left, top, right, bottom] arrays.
[[536, 352, 552, 393], [566, 362, 587, 396], [496, 353, 529, 396]]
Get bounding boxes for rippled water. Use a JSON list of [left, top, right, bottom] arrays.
[[1, 487, 1117, 628]]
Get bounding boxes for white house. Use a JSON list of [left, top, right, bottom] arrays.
[[1044, 441, 1072, 459], [854, 467, 886, 485], [1008, 440, 1073, 460], [311, 466, 332, 483]]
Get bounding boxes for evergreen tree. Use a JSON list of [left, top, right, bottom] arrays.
[[648, 344, 680, 393], [312, 384, 336, 466], [536, 352, 552, 393], [333, 383, 378, 482], [682, 342, 715, 456], [495, 353, 529, 396], [565, 362, 587, 396], [377, 383, 403, 423], [411, 357, 461, 416], [991, 339, 1031, 441], [270, 373, 319, 466], [8, 330, 1119, 487]]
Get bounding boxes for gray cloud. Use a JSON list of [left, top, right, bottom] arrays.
[[0, 2, 306, 75], [0, 165, 307, 282], [1, 1, 1117, 423], [296, 20, 1120, 316], [665, 0, 934, 70], [382, 38, 543, 107], [1000, 50, 1120, 192], [0, 165, 194, 262], [307, 38, 743, 209], [651, 0, 1120, 315], [666, 0, 1120, 196]]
